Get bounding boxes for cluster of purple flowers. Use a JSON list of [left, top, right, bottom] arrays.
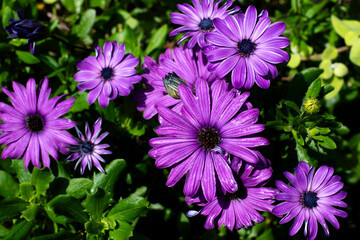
[[1, 1, 347, 239]]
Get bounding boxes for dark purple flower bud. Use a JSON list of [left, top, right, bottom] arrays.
[[5, 10, 48, 54]]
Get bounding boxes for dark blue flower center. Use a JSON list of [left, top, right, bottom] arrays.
[[101, 67, 114, 80], [26, 115, 44, 132], [301, 192, 318, 208], [197, 127, 221, 150], [237, 39, 256, 57], [81, 142, 94, 154], [162, 72, 186, 99], [198, 18, 214, 32]]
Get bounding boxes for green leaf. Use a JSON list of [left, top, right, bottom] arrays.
[[72, 9, 96, 40], [2, 6, 13, 29], [332, 62, 348, 78], [350, 38, 360, 66], [61, 0, 84, 13], [31, 168, 55, 196], [19, 183, 34, 202], [312, 135, 337, 149], [295, 143, 311, 163], [301, 68, 324, 84], [343, 19, 360, 34], [0, 224, 10, 238], [92, 159, 126, 196], [15, 51, 40, 64], [331, 15, 351, 39], [90, 0, 106, 9], [0, 170, 19, 197], [287, 53, 301, 69], [305, 78, 322, 99], [257, 229, 275, 240], [319, 60, 333, 80], [323, 76, 344, 100], [305, 0, 327, 19], [292, 129, 304, 146], [145, 24, 169, 55], [32, 230, 82, 240], [345, 31, 359, 46], [107, 195, 149, 222], [45, 195, 88, 224], [109, 221, 133, 240], [85, 219, 105, 235], [21, 203, 40, 221], [44, 0, 58, 4], [70, 91, 91, 113], [284, 100, 300, 113], [0, 198, 29, 222], [11, 159, 31, 183], [66, 178, 93, 199], [83, 188, 111, 220], [322, 46, 338, 60], [3, 220, 34, 240]]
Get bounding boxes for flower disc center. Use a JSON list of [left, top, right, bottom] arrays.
[[101, 67, 114, 81], [81, 142, 94, 154], [301, 192, 318, 208], [162, 72, 186, 99], [197, 127, 221, 151], [237, 39, 256, 57], [26, 115, 44, 132], [199, 18, 214, 32]]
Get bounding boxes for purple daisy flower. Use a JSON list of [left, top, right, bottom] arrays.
[[134, 43, 221, 120], [74, 41, 141, 108], [203, 5, 289, 89], [5, 10, 48, 54], [0, 78, 77, 169], [66, 117, 111, 174], [149, 78, 269, 201], [186, 157, 276, 230], [273, 162, 347, 240], [169, 0, 240, 48]]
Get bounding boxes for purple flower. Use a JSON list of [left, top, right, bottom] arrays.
[[74, 41, 141, 108], [203, 5, 289, 89], [0, 78, 77, 169], [134, 43, 221, 120], [149, 78, 269, 201], [169, 0, 240, 48], [66, 118, 111, 174], [273, 162, 347, 240], [5, 10, 48, 54], [186, 157, 276, 230]]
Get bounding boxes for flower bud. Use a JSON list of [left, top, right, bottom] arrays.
[[303, 98, 320, 114]]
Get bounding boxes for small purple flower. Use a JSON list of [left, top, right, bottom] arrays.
[[203, 5, 289, 89], [66, 118, 111, 174], [186, 157, 276, 230], [149, 78, 269, 201], [169, 0, 240, 48], [0, 78, 77, 169], [133, 43, 220, 120], [5, 10, 48, 54], [273, 162, 347, 240], [74, 41, 141, 108]]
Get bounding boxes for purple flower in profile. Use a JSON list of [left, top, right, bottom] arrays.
[[5, 10, 48, 54], [134, 43, 221, 120], [149, 78, 269, 201], [273, 162, 347, 240], [169, 0, 240, 48], [0, 78, 76, 169], [66, 118, 111, 174], [74, 41, 141, 108], [203, 5, 289, 89], [186, 157, 276, 230]]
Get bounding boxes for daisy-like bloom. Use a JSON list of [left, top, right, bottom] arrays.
[[0, 78, 77, 169], [66, 118, 111, 174], [186, 157, 276, 230], [5, 10, 48, 54], [149, 78, 269, 201], [273, 162, 347, 240], [169, 0, 240, 48], [134, 43, 222, 120], [203, 5, 289, 89], [74, 41, 141, 108]]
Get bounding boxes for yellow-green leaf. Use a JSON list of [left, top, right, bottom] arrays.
[[332, 62, 348, 78], [287, 53, 301, 68], [323, 76, 344, 100], [345, 32, 359, 46], [331, 15, 351, 38], [319, 60, 333, 79], [322, 46, 338, 60], [350, 38, 360, 66]]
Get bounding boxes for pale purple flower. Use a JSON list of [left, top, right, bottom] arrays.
[[0, 78, 76, 169], [203, 5, 289, 89], [273, 162, 347, 240], [186, 157, 276, 230], [74, 41, 141, 108], [66, 118, 111, 174], [169, 0, 240, 48], [133, 43, 221, 120], [149, 78, 269, 201]]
